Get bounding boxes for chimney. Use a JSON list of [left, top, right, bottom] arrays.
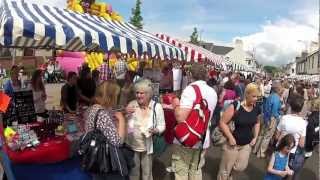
[[235, 39, 243, 50], [309, 41, 318, 52]]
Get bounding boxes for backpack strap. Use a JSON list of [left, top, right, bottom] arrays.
[[93, 109, 104, 129], [231, 101, 241, 118], [152, 101, 157, 129], [235, 101, 241, 111], [191, 85, 203, 105]]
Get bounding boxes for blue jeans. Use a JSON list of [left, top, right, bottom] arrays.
[[0, 149, 15, 180]]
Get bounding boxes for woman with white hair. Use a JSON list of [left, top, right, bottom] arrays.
[[126, 78, 166, 180]]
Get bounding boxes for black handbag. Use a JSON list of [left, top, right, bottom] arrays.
[[78, 109, 135, 176], [78, 109, 111, 174]]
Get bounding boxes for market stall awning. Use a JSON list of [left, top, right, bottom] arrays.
[[156, 33, 224, 67], [288, 74, 320, 82], [0, 0, 185, 60]]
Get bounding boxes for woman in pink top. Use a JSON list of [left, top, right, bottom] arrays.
[[219, 80, 237, 109]]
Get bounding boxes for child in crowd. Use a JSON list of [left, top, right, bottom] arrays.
[[264, 134, 295, 180], [275, 93, 307, 180]]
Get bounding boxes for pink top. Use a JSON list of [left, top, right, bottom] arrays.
[[220, 89, 236, 107]]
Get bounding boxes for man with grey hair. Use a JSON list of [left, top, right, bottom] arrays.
[[171, 64, 217, 180]]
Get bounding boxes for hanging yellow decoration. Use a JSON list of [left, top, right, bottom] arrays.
[[85, 52, 104, 70], [67, 0, 84, 13], [66, 0, 123, 22], [144, 59, 153, 69], [109, 57, 117, 70], [127, 57, 139, 72]]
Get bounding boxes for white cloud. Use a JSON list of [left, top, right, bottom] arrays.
[[237, 6, 318, 65]]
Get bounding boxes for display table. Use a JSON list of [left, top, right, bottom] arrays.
[[5, 136, 70, 164], [5, 111, 87, 164]]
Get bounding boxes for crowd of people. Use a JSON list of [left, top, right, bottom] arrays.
[[1, 54, 319, 180]]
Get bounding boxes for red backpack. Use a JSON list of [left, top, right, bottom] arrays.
[[174, 85, 211, 148]]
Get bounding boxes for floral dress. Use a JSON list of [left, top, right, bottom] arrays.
[[85, 104, 121, 146]]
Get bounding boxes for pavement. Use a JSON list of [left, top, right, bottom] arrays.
[[45, 83, 319, 180]]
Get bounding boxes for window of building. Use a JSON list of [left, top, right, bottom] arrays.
[[23, 48, 35, 56], [312, 56, 314, 69], [0, 48, 12, 57]]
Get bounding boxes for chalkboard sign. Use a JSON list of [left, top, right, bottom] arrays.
[[3, 90, 36, 126], [14, 90, 36, 124]]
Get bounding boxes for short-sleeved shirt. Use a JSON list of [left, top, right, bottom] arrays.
[[232, 102, 261, 146], [77, 78, 96, 99], [277, 114, 307, 153], [177, 80, 217, 149], [61, 83, 78, 112], [85, 104, 121, 146], [115, 59, 127, 80]]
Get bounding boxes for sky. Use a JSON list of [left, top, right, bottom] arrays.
[[27, 0, 319, 66]]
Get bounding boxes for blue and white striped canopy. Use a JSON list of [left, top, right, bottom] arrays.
[[0, 0, 185, 60]]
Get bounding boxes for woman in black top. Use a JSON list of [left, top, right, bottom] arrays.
[[61, 72, 78, 113], [217, 83, 261, 180], [77, 67, 96, 105]]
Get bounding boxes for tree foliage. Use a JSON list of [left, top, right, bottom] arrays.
[[130, 0, 143, 29], [263, 65, 281, 75], [189, 27, 199, 45]]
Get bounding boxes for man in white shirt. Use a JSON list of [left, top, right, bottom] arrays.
[[171, 64, 217, 180], [275, 93, 307, 180], [263, 79, 272, 98], [0, 64, 6, 78], [46, 60, 55, 83]]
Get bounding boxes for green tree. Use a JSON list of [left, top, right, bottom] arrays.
[[190, 27, 199, 45], [130, 0, 143, 29], [263, 65, 281, 75]]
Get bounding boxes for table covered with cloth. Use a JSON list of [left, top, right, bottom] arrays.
[[0, 111, 86, 164]]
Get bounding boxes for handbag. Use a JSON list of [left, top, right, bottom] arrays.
[[211, 101, 240, 146], [152, 101, 167, 156], [78, 109, 134, 176], [78, 109, 111, 174]]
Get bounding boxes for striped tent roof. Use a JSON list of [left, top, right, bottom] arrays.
[[156, 33, 225, 67], [288, 74, 320, 82], [0, 0, 185, 60]]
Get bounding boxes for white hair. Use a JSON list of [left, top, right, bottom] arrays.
[[134, 78, 153, 96]]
